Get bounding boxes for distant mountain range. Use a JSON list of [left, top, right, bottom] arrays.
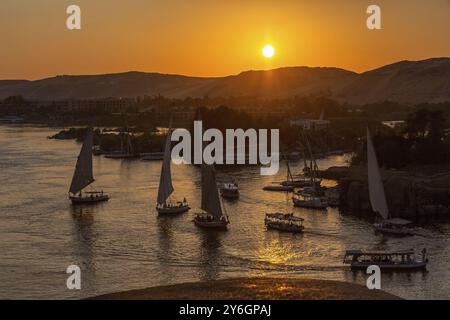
[[0, 58, 449, 105]]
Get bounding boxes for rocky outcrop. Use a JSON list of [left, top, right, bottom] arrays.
[[323, 166, 450, 219]]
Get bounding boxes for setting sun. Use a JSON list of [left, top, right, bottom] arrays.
[[262, 45, 275, 58]]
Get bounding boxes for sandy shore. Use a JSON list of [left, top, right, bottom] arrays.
[[89, 277, 400, 300]]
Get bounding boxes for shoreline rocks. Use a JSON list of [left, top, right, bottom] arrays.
[[321, 166, 450, 219]]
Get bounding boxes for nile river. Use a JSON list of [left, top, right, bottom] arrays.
[[0, 125, 449, 299]]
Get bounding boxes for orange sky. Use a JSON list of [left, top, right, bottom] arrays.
[[0, 0, 449, 79]]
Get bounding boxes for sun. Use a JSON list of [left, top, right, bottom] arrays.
[[262, 45, 275, 58]]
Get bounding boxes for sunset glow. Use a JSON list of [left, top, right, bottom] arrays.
[[262, 45, 275, 58], [0, 0, 448, 79]]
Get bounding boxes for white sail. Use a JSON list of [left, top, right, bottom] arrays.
[[201, 164, 223, 220], [157, 129, 174, 205], [319, 109, 325, 121], [367, 127, 389, 220], [69, 128, 94, 194]]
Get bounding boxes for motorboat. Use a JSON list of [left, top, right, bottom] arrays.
[[220, 181, 240, 199], [292, 194, 327, 209], [343, 249, 428, 271], [265, 213, 304, 233]]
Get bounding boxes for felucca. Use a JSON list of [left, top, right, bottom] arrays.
[[292, 132, 327, 209], [220, 178, 240, 199], [367, 128, 413, 236], [193, 163, 229, 229], [263, 160, 295, 192], [156, 125, 190, 214], [69, 127, 109, 204]]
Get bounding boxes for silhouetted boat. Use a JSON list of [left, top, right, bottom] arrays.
[[281, 160, 317, 187], [92, 145, 105, 156], [367, 128, 413, 236], [343, 249, 428, 271], [263, 184, 294, 192], [292, 195, 327, 209], [263, 160, 295, 192], [69, 127, 109, 205], [156, 125, 190, 214], [141, 152, 164, 161], [194, 164, 229, 229], [265, 213, 304, 233], [220, 180, 239, 199], [291, 131, 327, 209]]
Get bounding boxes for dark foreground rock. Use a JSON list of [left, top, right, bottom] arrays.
[[88, 277, 400, 300]]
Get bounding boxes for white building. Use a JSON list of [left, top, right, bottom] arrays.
[[289, 119, 331, 131]]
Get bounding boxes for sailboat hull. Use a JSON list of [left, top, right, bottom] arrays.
[[374, 225, 414, 236], [156, 204, 190, 214], [220, 189, 240, 199], [193, 217, 229, 229], [70, 194, 109, 205], [282, 180, 320, 188], [292, 198, 327, 209], [348, 262, 427, 271], [263, 185, 294, 192], [265, 221, 304, 233], [104, 153, 138, 159]]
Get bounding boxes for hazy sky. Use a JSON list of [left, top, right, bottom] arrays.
[[0, 0, 449, 79]]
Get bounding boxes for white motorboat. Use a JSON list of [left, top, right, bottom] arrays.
[[220, 181, 240, 199], [343, 249, 428, 271], [292, 194, 327, 209], [194, 164, 229, 229], [265, 213, 304, 233]]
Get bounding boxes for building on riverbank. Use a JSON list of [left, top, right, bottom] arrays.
[[0, 97, 136, 114], [289, 119, 331, 131]]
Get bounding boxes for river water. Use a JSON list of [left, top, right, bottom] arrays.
[[0, 125, 449, 299]]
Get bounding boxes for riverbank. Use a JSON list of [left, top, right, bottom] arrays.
[[321, 165, 450, 219], [89, 278, 400, 300]]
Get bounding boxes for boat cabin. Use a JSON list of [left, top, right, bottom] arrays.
[[343, 249, 426, 266], [265, 213, 304, 227], [380, 218, 412, 228]]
